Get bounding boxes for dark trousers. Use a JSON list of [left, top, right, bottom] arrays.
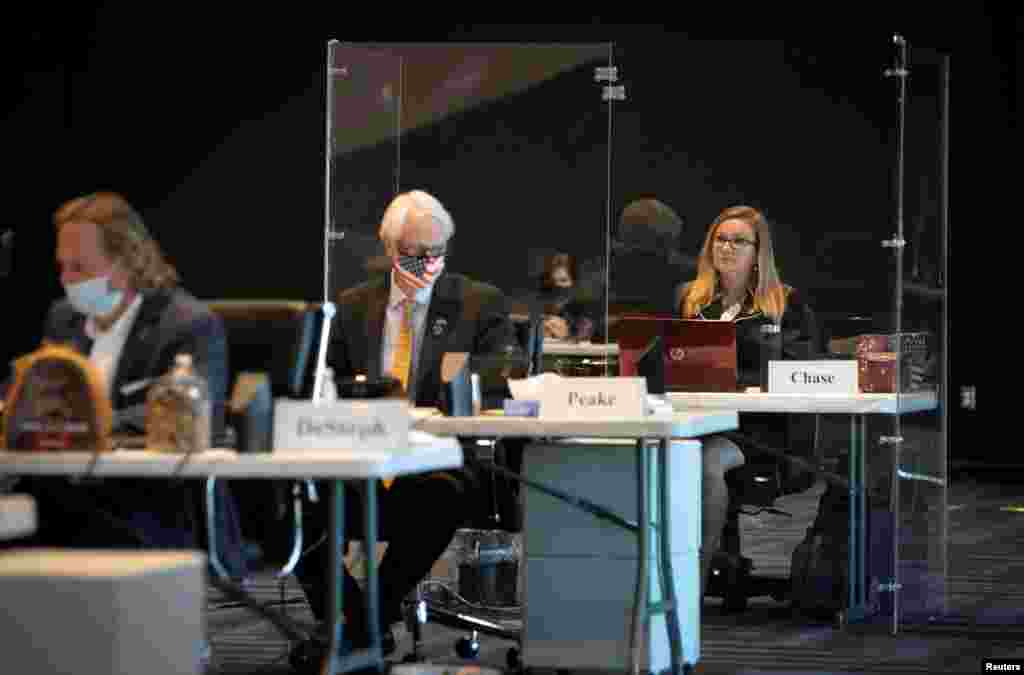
[[295, 470, 466, 639], [11, 476, 248, 579]]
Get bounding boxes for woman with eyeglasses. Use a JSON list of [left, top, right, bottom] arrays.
[[678, 205, 821, 598]]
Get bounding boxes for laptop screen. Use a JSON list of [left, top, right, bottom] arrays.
[[615, 315, 739, 392]]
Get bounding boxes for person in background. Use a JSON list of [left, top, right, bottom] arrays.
[[536, 252, 597, 341], [609, 198, 697, 315], [677, 205, 820, 595]]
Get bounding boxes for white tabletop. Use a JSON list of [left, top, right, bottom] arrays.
[[543, 340, 620, 357], [0, 431, 462, 480], [668, 389, 939, 415], [0, 495, 37, 541], [413, 408, 738, 440]]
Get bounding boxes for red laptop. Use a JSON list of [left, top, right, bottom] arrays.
[[615, 315, 738, 392]]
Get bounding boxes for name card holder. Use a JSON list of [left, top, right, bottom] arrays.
[[539, 377, 647, 419], [273, 399, 410, 454], [767, 360, 859, 394]]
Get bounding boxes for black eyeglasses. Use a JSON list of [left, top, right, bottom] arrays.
[[714, 234, 757, 250], [397, 243, 448, 259]]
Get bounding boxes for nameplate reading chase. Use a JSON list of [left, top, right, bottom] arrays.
[[273, 400, 409, 453], [768, 360, 858, 394], [540, 377, 646, 419]]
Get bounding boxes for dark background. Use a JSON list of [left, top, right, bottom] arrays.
[[2, 12, 1014, 462]]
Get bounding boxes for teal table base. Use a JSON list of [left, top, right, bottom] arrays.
[[323, 479, 384, 674]]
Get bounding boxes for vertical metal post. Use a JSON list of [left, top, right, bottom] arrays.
[[891, 429, 901, 635], [363, 479, 382, 658], [883, 33, 911, 635], [323, 480, 346, 674], [602, 43, 615, 374], [657, 439, 684, 673], [938, 52, 951, 618], [630, 439, 649, 675], [323, 40, 337, 306], [848, 415, 868, 619]]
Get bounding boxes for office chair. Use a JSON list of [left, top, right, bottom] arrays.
[[704, 325, 833, 612], [705, 418, 823, 611], [399, 313, 542, 668], [204, 300, 321, 576]]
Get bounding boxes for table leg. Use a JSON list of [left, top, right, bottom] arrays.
[[323, 480, 347, 674], [630, 439, 688, 674], [846, 415, 869, 623], [321, 479, 384, 674], [657, 439, 685, 674], [362, 479, 382, 662], [630, 439, 650, 675], [204, 477, 231, 581]]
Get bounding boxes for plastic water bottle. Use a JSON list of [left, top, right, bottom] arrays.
[[145, 353, 211, 453], [320, 367, 338, 403]]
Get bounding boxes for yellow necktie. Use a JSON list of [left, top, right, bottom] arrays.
[[384, 300, 414, 489], [390, 299, 414, 392]]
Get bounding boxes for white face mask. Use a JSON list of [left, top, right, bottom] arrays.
[[64, 276, 123, 317]]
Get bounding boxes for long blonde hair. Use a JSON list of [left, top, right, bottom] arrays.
[[681, 205, 788, 321], [54, 192, 179, 291]]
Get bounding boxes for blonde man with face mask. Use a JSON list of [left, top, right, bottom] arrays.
[[15, 192, 247, 579]]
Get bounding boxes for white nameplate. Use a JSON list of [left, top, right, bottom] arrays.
[[768, 360, 859, 394], [273, 399, 409, 454], [539, 377, 647, 419]]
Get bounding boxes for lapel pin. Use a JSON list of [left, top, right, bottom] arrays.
[[432, 317, 448, 337]]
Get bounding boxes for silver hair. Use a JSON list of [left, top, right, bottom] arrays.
[[378, 190, 455, 251]]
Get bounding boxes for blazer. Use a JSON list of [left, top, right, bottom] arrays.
[[38, 287, 245, 576], [329, 272, 521, 408], [689, 284, 823, 459], [42, 287, 228, 438]]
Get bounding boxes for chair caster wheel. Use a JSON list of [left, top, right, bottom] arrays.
[[288, 638, 324, 674], [455, 632, 480, 659], [506, 646, 521, 669]]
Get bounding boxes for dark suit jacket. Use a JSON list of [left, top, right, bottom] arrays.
[[330, 272, 521, 408], [42, 287, 228, 438], [691, 285, 822, 472], [34, 287, 245, 576]]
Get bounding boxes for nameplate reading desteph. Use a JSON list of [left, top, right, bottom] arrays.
[[540, 377, 647, 419], [768, 360, 858, 394], [273, 399, 409, 454]]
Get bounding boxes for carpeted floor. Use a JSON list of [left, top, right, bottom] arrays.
[[205, 475, 1024, 674]]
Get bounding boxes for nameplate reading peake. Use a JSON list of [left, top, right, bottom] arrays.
[[273, 399, 410, 454], [768, 360, 859, 394], [539, 377, 646, 420]]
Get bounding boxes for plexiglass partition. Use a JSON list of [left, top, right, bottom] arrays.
[[324, 37, 953, 635], [601, 37, 950, 633], [890, 43, 949, 632], [325, 41, 614, 369]]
